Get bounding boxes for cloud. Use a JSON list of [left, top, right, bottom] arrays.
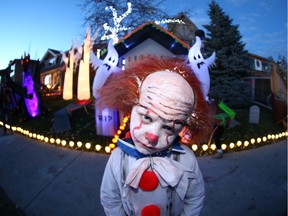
[[245, 30, 287, 59], [259, 2, 271, 13], [224, 0, 249, 6], [190, 8, 210, 27], [238, 13, 259, 24]]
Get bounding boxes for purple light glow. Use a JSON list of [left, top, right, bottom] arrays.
[[22, 71, 39, 117]]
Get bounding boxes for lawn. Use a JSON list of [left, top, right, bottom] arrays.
[[9, 97, 286, 155], [224, 107, 284, 142]]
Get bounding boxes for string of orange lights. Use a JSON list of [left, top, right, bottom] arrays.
[[1, 119, 287, 155]]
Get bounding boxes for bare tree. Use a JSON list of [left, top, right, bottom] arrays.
[[80, 0, 168, 41], [277, 55, 287, 80]]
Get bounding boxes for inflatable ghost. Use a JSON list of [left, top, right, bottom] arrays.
[[91, 40, 121, 99], [91, 40, 121, 136], [188, 36, 216, 101]]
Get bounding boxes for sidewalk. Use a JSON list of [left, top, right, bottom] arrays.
[[0, 132, 287, 216]]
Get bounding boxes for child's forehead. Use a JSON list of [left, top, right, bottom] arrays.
[[140, 71, 194, 100], [137, 70, 194, 122], [136, 105, 186, 125]]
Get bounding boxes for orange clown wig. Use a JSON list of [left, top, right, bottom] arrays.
[[97, 56, 212, 144]]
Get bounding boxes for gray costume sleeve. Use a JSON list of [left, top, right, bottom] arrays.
[[180, 145, 205, 216], [100, 148, 127, 216]]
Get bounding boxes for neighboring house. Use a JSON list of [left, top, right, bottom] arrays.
[[0, 55, 40, 114], [4, 56, 39, 86], [245, 53, 273, 108], [167, 12, 199, 47], [247, 53, 271, 77], [39, 49, 64, 94], [245, 53, 286, 122]]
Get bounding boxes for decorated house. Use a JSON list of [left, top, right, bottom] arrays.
[[92, 21, 200, 136], [113, 21, 193, 69], [36, 16, 285, 133], [38, 20, 198, 100]]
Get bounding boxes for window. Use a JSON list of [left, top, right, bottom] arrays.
[[45, 58, 56, 68], [121, 58, 126, 70], [254, 59, 262, 71], [44, 74, 51, 87], [49, 58, 56, 66]]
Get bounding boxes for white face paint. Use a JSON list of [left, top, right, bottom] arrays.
[[130, 71, 194, 154]]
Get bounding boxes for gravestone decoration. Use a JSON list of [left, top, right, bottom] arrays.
[[249, 105, 260, 124], [52, 103, 88, 133]]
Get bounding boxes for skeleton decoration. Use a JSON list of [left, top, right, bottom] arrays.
[[188, 36, 216, 101], [91, 39, 121, 99]]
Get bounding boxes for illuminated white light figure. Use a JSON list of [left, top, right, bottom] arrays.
[[89, 27, 102, 71], [101, 2, 132, 44], [91, 39, 121, 136], [100, 2, 184, 45], [188, 36, 216, 101], [154, 19, 185, 25], [62, 44, 75, 100], [77, 28, 92, 100]]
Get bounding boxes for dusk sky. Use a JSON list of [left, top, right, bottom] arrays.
[[0, 0, 286, 69]]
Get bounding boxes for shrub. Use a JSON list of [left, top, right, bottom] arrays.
[[210, 75, 252, 108]]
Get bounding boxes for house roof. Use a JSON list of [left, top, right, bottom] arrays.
[[167, 12, 198, 34], [248, 52, 271, 63], [40, 48, 61, 63], [114, 22, 190, 56]]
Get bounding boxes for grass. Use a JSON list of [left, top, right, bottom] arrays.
[[224, 107, 284, 143], [9, 97, 286, 155], [11, 97, 112, 151], [198, 106, 286, 156]]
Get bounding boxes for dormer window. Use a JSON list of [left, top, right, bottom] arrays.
[[49, 58, 56, 66]]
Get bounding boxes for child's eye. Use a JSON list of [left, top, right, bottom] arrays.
[[163, 125, 173, 131], [141, 114, 152, 123]]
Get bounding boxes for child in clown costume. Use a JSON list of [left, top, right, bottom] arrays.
[[97, 56, 211, 216]]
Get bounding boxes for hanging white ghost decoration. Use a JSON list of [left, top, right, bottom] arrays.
[[188, 36, 216, 101], [91, 39, 121, 99]]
